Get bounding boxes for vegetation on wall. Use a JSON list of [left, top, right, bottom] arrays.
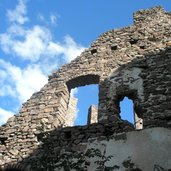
[[30, 147, 118, 171]]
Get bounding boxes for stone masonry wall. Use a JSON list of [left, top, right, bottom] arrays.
[[87, 105, 98, 125], [0, 6, 171, 169], [65, 95, 78, 126], [25, 127, 171, 171]]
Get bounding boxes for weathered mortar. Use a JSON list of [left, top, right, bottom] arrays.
[[0, 6, 171, 170]]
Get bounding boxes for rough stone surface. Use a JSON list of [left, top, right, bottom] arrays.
[[65, 95, 78, 126], [0, 6, 171, 170], [87, 105, 98, 125]]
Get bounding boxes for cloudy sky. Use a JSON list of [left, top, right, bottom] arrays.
[[0, 0, 170, 125]]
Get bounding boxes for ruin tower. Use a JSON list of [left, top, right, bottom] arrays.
[[0, 7, 171, 171]]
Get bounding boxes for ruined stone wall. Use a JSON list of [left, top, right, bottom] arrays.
[[65, 96, 78, 126], [27, 127, 171, 171], [0, 6, 171, 170], [87, 105, 98, 125]]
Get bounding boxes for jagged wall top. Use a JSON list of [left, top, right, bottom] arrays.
[[49, 6, 171, 83], [1, 6, 171, 167]]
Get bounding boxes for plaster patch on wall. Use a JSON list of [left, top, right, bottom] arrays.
[[109, 67, 144, 101], [114, 132, 127, 141], [85, 128, 171, 171]]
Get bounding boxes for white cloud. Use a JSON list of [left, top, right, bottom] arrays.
[[0, 27, 85, 63], [0, 59, 47, 102], [62, 35, 85, 62], [70, 88, 78, 97], [0, 0, 86, 125], [0, 0, 85, 63], [13, 26, 51, 61], [0, 68, 16, 97], [50, 14, 57, 25], [10, 64, 48, 102], [46, 41, 64, 56], [7, 24, 26, 36], [37, 13, 58, 26], [0, 30, 85, 102], [37, 14, 45, 22], [7, 0, 28, 25], [0, 85, 15, 97], [0, 108, 14, 125], [0, 69, 7, 82], [46, 35, 85, 63], [0, 25, 51, 62]]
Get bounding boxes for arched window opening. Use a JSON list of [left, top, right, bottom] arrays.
[[120, 96, 143, 129], [66, 74, 100, 126], [66, 84, 99, 126], [66, 74, 100, 91]]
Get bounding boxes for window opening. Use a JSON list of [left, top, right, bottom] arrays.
[[120, 97, 134, 124], [91, 49, 97, 54], [71, 84, 99, 126], [111, 44, 118, 50], [129, 38, 138, 45], [120, 96, 143, 129], [0, 137, 7, 145]]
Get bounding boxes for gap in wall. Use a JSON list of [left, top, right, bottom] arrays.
[[73, 84, 98, 126], [120, 97, 134, 124]]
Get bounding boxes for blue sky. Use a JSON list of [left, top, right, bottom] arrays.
[[0, 0, 170, 125]]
